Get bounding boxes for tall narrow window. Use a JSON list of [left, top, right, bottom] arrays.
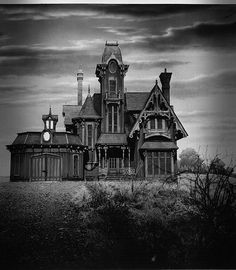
[[74, 155, 78, 176], [109, 80, 116, 97], [46, 120, 50, 129], [88, 124, 92, 147], [150, 119, 155, 129], [108, 105, 118, 133], [108, 105, 112, 132], [166, 152, 172, 174], [50, 120, 53, 130], [147, 152, 152, 175], [114, 105, 118, 132], [158, 119, 163, 129]]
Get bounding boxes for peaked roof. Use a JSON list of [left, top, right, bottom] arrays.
[[125, 92, 150, 111], [129, 83, 188, 139], [42, 107, 58, 121], [62, 105, 82, 125], [76, 93, 101, 120]]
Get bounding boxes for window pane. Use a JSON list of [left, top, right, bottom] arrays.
[[158, 119, 162, 129], [160, 155, 165, 175], [154, 154, 159, 175], [114, 105, 118, 132], [88, 124, 92, 147], [74, 155, 78, 176], [109, 80, 116, 96], [150, 119, 155, 129], [108, 106, 112, 132], [166, 153, 171, 174], [147, 157, 152, 175], [46, 120, 49, 129], [50, 121, 53, 129]]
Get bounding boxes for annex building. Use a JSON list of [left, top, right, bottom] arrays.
[[7, 42, 187, 181]]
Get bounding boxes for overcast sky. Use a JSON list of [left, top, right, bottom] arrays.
[[0, 4, 236, 175]]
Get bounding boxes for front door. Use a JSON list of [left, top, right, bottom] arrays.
[[108, 158, 120, 174], [31, 153, 61, 181]]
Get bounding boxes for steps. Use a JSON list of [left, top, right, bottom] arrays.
[[105, 174, 121, 181]]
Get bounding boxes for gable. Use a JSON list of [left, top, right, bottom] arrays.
[[129, 83, 188, 139]]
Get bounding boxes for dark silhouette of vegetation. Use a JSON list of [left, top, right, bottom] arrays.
[[0, 153, 235, 269]]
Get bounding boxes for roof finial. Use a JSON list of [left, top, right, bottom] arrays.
[[88, 84, 91, 96], [165, 68, 167, 73], [49, 105, 52, 115]]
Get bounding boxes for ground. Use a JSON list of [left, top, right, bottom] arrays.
[[0, 176, 235, 269]]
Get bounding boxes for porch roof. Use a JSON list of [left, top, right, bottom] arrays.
[[140, 141, 178, 150], [97, 133, 127, 145]]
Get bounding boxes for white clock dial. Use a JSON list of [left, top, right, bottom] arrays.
[[43, 131, 50, 142]]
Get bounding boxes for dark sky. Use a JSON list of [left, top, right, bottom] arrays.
[[0, 3, 236, 175]]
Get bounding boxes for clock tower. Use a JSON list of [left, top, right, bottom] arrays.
[[42, 107, 58, 142]]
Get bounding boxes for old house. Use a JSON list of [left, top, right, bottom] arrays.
[[63, 41, 188, 181], [7, 41, 187, 181]]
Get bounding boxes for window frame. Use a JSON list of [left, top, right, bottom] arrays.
[[146, 151, 172, 176]]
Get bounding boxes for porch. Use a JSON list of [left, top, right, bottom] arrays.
[[97, 146, 135, 179]]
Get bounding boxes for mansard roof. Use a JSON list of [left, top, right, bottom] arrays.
[[102, 41, 122, 64], [7, 131, 83, 149], [125, 92, 150, 111]]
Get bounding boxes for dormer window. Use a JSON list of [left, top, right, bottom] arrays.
[[148, 118, 165, 130]]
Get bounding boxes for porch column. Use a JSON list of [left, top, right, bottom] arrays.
[[121, 146, 125, 168], [104, 146, 108, 168], [128, 147, 131, 170], [98, 146, 101, 168], [81, 121, 85, 144]]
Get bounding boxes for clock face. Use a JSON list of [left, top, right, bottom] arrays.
[[43, 131, 51, 142], [109, 60, 117, 73]]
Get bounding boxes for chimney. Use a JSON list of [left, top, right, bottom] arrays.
[[77, 69, 83, 106], [159, 68, 172, 103]]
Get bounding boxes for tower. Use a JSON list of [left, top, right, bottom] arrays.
[[77, 68, 83, 106], [95, 41, 129, 134]]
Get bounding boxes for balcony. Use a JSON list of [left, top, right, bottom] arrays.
[[105, 91, 121, 101]]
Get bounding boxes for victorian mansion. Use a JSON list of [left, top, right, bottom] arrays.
[[7, 42, 187, 181]]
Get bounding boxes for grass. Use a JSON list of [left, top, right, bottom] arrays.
[[0, 179, 235, 269]]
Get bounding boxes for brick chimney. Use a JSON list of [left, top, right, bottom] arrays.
[[159, 68, 172, 103], [77, 69, 83, 106]]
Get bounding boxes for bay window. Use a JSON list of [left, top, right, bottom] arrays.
[[146, 151, 172, 176]]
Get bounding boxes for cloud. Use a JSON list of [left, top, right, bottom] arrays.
[[0, 43, 102, 76], [0, 6, 100, 21], [172, 69, 236, 99], [112, 19, 236, 52], [128, 59, 189, 69]]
